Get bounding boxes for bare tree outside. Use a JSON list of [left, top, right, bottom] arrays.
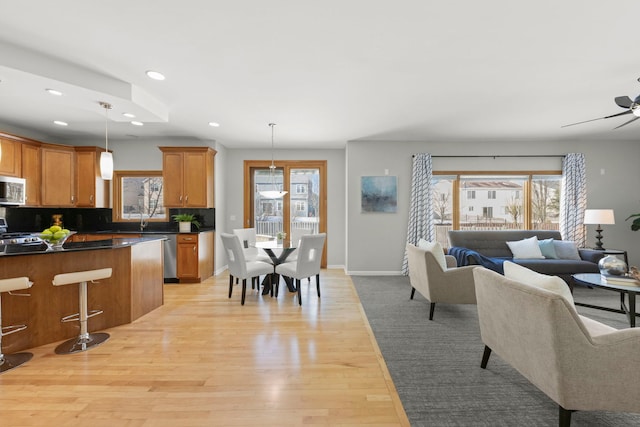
[[433, 189, 451, 224], [531, 179, 560, 227], [505, 196, 522, 225]]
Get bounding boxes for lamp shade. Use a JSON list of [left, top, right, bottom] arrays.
[[584, 209, 615, 225], [100, 151, 114, 180]]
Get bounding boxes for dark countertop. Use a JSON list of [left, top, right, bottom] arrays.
[[0, 236, 166, 257], [93, 228, 215, 235]]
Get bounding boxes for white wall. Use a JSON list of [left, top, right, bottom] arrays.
[[346, 139, 640, 274]]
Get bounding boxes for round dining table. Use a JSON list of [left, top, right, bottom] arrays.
[[254, 240, 297, 295]]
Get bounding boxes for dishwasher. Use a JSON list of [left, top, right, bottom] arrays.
[[162, 234, 179, 283]]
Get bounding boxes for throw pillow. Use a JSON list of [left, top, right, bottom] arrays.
[[506, 236, 545, 259], [538, 238, 559, 259], [503, 261, 575, 306], [553, 240, 581, 260], [417, 239, 447, 270]]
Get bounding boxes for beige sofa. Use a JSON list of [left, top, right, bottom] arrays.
[[473, 266, 640, 426]]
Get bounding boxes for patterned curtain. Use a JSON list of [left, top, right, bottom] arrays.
[[402, 153, 434, 275], [560, 153, 587, 247]]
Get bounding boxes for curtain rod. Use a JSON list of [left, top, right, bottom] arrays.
[[412, 154, 565, 158]]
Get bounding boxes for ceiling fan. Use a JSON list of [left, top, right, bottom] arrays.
[[562, 94, 640, 129]]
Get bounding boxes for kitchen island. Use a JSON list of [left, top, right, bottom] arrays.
[[0, 237, 164, 352]]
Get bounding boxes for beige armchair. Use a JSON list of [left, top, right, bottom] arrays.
[[406, 243, 477, 320], [473, 266, 640, 426]]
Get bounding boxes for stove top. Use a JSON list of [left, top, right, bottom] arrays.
[[0, 232, 42, 245]]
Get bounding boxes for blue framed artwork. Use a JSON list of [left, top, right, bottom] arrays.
[[361, 176, 397, 213]]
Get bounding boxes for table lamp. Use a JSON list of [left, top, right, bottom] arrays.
[[584, 209, 615, 250]]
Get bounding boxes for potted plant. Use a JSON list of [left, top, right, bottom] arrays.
[[276, 231, 287, 244], [172, 213, 201, 233]]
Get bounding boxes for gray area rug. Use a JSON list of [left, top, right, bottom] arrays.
[[352, 275, 640, 427]]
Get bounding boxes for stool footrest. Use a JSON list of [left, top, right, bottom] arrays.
[[61, 309, 103, 323], [1, 324, 27, 337]]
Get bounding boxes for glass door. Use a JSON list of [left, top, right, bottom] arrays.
[[244, 160, 327, 267]]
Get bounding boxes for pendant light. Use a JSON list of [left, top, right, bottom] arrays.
[[259, 123, 288, 199], [99, 101, 114, 180]]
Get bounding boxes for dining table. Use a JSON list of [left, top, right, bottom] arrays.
[[254, 240, 298, 295]]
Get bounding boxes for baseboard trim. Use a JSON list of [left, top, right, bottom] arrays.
[[347, 270, 403, 276]]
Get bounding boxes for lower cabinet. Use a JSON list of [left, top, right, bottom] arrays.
[[177, 232, 214, 283]]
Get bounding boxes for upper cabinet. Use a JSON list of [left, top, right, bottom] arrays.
[[0, 137, 22, 177], [41, 144, 76, 207], [159, 147, 216, 208], [75, 146, 109, 208], [21, 142, 41, 206]]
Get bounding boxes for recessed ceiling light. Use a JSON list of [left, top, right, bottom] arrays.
[[131, 121, 144, 126], [53, 120, 68, 126], [46, 89, 63, 96], [123, 112, 136, 118], [208, 122, 220, 127], [145, 70, 165, 81]]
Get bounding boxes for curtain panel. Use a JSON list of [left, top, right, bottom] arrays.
[[402, 153, 434, 275], [560, 153, 587, 248]]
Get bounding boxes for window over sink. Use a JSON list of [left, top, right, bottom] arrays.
[[112, 171, 167, 222]]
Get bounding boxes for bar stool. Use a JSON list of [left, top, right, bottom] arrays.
[[52, 268, 112, 354], [0, 277, 33, 373]]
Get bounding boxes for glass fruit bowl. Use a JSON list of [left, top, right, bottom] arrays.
[[34, 229, 76, 251]]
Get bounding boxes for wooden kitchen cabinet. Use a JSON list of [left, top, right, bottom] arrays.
[[0, 138, 22, 177], [160, 147, 216, 208], [75, 146, 109, 207], [21, 142, 41, 206], [41, 144, 75, 206], [176, 232, 214, 282]]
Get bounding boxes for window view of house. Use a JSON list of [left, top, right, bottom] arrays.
[[119, 175, 166, 221], [433, 173, 561, 247], [253, 167, 320, 239]]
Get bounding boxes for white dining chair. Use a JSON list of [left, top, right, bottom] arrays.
[[221, 233, 274, 305], [232, 228, 273, 264], [275, 233, 326, 305]]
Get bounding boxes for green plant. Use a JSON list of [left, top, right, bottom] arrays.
[[626, 213, 640, 231], [172, 213, 201, 229]]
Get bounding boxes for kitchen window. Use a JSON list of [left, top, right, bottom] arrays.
[[112, 171, 168, 222]]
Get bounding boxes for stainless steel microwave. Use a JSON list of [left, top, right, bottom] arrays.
[[0, 176, 26, 205]]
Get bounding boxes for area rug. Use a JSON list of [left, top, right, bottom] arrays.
[[352, 275, 640, 427]]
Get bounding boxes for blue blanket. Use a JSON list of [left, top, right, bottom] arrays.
[[447, 247, 505, 274]]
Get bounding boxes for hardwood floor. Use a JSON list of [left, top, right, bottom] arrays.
[[0, 269, 410, 426]]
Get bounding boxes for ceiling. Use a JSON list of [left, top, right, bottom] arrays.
[[1, 1, 640, 149]]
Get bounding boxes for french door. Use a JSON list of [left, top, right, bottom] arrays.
[[243, 160, 327, 267]]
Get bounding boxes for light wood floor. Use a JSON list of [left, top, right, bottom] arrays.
[[0, 269, 410, 426]]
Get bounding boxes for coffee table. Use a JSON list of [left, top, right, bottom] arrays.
[[572, 273, 640, 327]]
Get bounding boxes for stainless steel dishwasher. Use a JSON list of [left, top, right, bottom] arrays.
[[162, 234, 178, 283]]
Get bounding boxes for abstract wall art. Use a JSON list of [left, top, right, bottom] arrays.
[[361, 176, 397, 213]]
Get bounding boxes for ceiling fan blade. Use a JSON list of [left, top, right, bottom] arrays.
[[561, 117, 605, 127], [603, 109, 633, 119], [613, 116, 640, 129], [615, 96, 634, 108], [561, 110, 632, 128]]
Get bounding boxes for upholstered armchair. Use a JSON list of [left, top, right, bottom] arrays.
[[406, 242, 477, 320], [473, 265, 640, 426]]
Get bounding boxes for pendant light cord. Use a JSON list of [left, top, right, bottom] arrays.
[[100, 101, 112, 152]]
